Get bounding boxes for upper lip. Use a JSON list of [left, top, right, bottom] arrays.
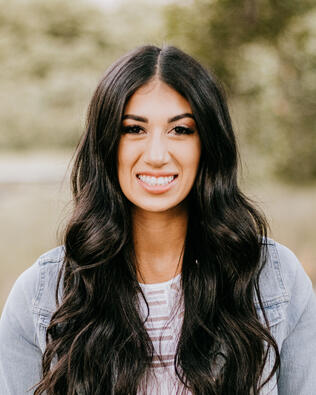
[[136, 172, 178, 177]]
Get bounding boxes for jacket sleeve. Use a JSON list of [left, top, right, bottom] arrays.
[[276, 243, 316, 394], [0, 262, 43, 394]]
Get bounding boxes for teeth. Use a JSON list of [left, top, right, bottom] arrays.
[[137, 175, 175, 186]]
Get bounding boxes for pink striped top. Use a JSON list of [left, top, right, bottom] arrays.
[[138, 274, 191, 394]]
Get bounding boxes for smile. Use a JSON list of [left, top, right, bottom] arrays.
[[137, 174, 176, 186], [136, 174, 178, 194]]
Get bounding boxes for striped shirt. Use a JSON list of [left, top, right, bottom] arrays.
[[138, 274, 191, 394]]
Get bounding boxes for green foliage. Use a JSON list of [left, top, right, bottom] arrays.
[[163, 0, 316, 182], [0, 0, 165, 150], [0, 0, 108, 149], [0, 0, 315, 182]]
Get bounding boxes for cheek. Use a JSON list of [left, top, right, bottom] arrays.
[[181, 142, 201, 176], [117, 143, 131, 190], [117, 141, 143, 195], [117, 141, 135, 174]]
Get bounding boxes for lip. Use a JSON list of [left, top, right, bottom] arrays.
[[136, 171, 178, 177], [136, 174, 178, 194]]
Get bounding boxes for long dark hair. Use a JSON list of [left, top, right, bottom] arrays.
[[35, 45, 280, 394]]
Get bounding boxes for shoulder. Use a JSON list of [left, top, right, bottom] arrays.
[[260, 238, 312, 302], [0, 246, 65, 354], [4, 246, 65, 318], [257, 238, 313, 329], [33, 246, 65, 315], [257, 240, 316, 393]]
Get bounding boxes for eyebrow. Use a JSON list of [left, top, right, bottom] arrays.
[[122, 113, 195, 123]]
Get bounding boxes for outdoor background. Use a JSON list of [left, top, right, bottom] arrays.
[[1, 0, 315, 311]]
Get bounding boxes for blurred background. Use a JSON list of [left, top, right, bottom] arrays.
[[1, 0, 315, 310]]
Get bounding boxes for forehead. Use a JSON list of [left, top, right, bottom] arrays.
[[124, 80, 192, 116]]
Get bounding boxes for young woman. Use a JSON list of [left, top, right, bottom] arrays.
[[0, 45, 315, 395]]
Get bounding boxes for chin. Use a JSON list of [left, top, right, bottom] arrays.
[[135, 205, 174, 213], [132, 199, 186, 214]]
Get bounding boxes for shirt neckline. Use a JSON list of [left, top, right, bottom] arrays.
[[138, 273, 181, 288]]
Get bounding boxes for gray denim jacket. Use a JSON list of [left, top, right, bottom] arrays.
[[0, 239, 316, 394]]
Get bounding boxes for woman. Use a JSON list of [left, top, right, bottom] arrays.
[[0, 45, 315, 394]]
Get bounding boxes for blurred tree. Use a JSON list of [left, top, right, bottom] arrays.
[[0, 0, 112, 148], [163, 0, 316, 182], [0, 0, 164, 149], [1, 0, 315, 183]]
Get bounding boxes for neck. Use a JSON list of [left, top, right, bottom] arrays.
[[132, 204, 188, 284]]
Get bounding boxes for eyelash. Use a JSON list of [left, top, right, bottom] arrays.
[[121, 125, 195, 135]]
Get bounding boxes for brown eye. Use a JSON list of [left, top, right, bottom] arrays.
[[122, 125, 143, 134], [174, 126, 194, 135]]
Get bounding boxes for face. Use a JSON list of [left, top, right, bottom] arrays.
[[117, 79, 201, 214]]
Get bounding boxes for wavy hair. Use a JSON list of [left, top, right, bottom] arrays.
[[35, 45, 280, 394]]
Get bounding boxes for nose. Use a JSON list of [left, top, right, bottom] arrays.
[[143, 132, 169, 167]]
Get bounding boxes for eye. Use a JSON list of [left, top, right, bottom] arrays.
[[121, 125, 143, 134], [173, 126, 195, 135]]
